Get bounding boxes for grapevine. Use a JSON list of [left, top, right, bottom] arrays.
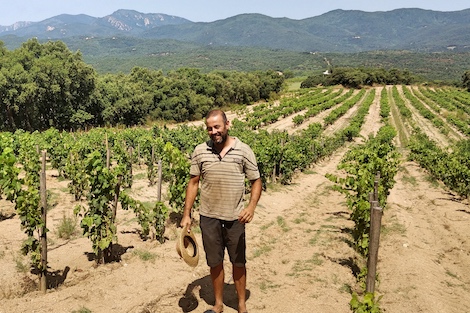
[[327, 125, 400, 256], [74, 151, 118, 263]]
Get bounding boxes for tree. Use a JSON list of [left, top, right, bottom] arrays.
[[462, 70, 470, 91], [0, 39, 97, 131], [257, 70, 285, 99]]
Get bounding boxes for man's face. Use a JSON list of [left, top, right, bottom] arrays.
[[206, 114, 229, 145]]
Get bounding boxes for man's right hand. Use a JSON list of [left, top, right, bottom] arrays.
[[180, 215, 192, 233]]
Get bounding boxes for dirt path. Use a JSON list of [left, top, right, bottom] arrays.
[[387, 85, 411, 150], [379, 161, 470, 313], [265, 89, 350, 135], [0, 86, 468, 313], [323, 89, 364, 137], [409, 86, 466, 141], [358, 86, 383, 140], [264, 108, 308, 134], [379, 86, 470, 312], [397, 85, 450, 148]]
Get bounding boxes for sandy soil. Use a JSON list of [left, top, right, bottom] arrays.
[[0, 86, 469, 313]]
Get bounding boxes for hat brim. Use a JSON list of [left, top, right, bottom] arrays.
[[176, 225, 199, 267]]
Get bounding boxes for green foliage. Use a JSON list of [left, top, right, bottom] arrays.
[[74, 151, 117, 262], [41, 128, 73, 177], [301, 67, 415, 89], [292, 115, 305, 126], [66, 151, 89, 201], [0, 146, 22, 201], [56, 214, 78, 240], [324, 89, 366, 126], [401, 86, 449, 135], [379, 87, 390, 121], [153, 202, 169, 243], [5, 31, 470, 82], [0, 39, 96, 132], [94, 67, 285, 127], [336, 89, 376, 141], [120, 196, 169, 243], [2, 37, 469, 134], [418, 87, 470, 136], [408, 131, 470, 198], [350, 292, 382, 313], [327, 125, 400, 256], [132, 249, 157, 262], [463, 70, 470, 91], [0, 39, 286, 132], [111, 140, 134, 188], [163, 142, 191, 212], [0, 132, 46, 269], [231, 97, 353, 186], [391, 86, 412, 118]]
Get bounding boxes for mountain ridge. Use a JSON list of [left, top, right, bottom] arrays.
[[1, 8, 470, 53]]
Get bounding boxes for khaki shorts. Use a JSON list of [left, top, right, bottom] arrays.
[[200, 215, 246, 267]]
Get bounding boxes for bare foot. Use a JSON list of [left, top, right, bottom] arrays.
[[204, 305, 223, 313]]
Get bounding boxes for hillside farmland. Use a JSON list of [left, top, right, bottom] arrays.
[[0, 85, 469, 313]]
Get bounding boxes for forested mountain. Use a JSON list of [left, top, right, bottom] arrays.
[[0, 10, 189, 38], [1, 8, 470, 53]]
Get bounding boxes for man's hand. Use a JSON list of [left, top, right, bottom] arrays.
[[238, 207, 255, 224], [238, 177, 262, 224], [180, 215, 192, 232]]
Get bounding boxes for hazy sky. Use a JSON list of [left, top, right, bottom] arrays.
[[1, 0, 469, 25]]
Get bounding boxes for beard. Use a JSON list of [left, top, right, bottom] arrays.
[[211, 131, 228, 145]]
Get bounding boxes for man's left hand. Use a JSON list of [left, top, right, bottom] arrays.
[[238, 207, 254, 224]]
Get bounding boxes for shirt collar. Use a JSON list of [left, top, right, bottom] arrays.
[[206, 137, 240, 151]]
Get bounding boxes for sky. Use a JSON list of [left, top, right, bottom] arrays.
[[1, 0, 469, 26]]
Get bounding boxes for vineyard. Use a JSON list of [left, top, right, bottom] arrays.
[[0, 85, 469, 313]]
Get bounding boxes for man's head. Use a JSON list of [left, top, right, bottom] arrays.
[[205, 109, 229, 145]]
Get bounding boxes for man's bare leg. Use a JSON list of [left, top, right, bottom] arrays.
[[233, 265, 247, 313], [209, 263, 225, 313]]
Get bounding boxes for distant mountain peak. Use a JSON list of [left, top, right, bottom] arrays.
[[1, 8, 470, 53], [1, 21, 33, 31]]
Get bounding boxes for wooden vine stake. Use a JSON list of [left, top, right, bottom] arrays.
[[137, 143, 141, 168], [39, 150, 48, 293], [128, 147, 134, 179], [366, 173, 383, 293], [105, 133, 110, 169], [157, 159, 163, 202], [112, 176, 123, 222], [149, 146, 156, 186]]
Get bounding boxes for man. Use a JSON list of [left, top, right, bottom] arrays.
[[181, 109, 262, 313]]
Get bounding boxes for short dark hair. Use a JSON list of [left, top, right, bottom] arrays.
[[205, 109, 227, 124]]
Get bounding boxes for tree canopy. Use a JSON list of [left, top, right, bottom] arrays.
[[300, 67, 416, 89], [0, 39, 96, 131], [462, 70, 470, 91], [0, 39, 285, 131]]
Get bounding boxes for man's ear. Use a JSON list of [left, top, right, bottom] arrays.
[[226, 120, 231, 129]]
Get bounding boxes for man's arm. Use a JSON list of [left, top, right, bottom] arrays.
[[238, 177, 262, 224], [180, 174, 200, 231]]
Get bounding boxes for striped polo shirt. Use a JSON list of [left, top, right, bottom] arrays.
[[190, 137, 260, 221]]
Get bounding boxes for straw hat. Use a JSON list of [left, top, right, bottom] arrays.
[[176, 225, 199, 267]]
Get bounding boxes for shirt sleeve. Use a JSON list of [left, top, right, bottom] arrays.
[[244, 145, 260, 181], [190, 148, 201, 177]]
